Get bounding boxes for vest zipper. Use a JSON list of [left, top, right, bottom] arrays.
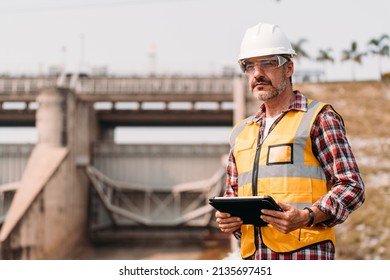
[[251, 112, 285, 196], [251, 127, 262, 196], [252, 136, 262, 258]]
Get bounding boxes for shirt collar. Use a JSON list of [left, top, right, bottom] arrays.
[[249, 90, 308, 123]]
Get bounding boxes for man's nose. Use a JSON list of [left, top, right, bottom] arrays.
[[253, 65, 266, 79]]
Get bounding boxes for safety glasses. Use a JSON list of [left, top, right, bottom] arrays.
[[240, 55, 289, 74]]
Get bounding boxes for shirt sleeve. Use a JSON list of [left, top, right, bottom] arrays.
[[311, 107, 365, 227], [224, 149, 239, 197], [224, 149, 242, 239]]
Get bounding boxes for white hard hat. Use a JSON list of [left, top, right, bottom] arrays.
[[238, 22, 296, 61]]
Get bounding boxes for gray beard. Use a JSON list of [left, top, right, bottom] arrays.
[[255, 74, 288, 102]]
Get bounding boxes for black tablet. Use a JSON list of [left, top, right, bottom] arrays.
[[209, 195, 283, 226]]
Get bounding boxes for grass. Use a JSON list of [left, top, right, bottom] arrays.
[[336, 187, 390, 259]]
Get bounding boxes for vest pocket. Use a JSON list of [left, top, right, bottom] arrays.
[[234, 138, 256, 173], [266, 143, 293, 165], [235, 137, 256, 152]]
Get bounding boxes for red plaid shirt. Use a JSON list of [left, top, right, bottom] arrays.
[[225, 91, 365, 260]]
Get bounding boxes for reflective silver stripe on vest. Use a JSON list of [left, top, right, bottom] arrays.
[[231, 116, 257, 189], [237, 170, 253, 188], [288, 202, 313, 210], [238, 164, 326, 186], [293, 100, 322, 164]]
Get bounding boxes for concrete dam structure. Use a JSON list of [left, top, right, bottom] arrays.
[[0, 75, 248, 259]]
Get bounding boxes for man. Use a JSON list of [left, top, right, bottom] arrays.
[[215, 22, 365, 260]]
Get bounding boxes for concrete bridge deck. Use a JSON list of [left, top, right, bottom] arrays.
[[0, 76, 242, 127]]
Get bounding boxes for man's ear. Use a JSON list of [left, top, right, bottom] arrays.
[[286, 61, 294, 79]]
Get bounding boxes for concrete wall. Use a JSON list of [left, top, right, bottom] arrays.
[[0, 147, 88, 259]]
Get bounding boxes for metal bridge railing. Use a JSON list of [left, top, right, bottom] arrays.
[[0, 77, 57, 95], [0, 76, 234, 97], [85, 165, 225, 229], [75, 77, 234, 95]]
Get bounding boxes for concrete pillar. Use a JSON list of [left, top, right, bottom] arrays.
[[35, 87, 67, 147], [74, 102, 96, 166], [0, 86, 90, 259], [233, 76, 246, 124]]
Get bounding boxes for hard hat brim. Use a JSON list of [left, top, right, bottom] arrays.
[[238, 48, 296, 62]]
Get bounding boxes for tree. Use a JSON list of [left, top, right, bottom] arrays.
[[316, 48, 334, 81], [290, 39, 310, 82], [341, 41, 366, 81], [291, 38, 311, 63], [367, 34, 390, 78]]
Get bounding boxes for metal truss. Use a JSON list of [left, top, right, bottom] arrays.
[[85, 165, 225, 229]]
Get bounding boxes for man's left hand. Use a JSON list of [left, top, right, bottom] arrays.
[[260, 202, 310, 233]]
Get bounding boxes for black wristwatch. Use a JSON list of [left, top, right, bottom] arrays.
[[304, 207, 315, 227]]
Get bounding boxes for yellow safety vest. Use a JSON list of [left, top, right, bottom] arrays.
[[230, 99, 336, 259]]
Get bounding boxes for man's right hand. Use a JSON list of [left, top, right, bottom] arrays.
[[215, 211, 243, 233]]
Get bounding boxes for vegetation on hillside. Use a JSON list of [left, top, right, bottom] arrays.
[[297, 81, 390, 259]]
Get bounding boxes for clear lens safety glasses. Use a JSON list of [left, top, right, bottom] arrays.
[[240, 55, 288, 74]]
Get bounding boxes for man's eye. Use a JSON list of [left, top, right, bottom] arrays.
[[261, 61, 277, 68], [245, 65, 255, 71]]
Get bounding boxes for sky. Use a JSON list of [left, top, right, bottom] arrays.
[[1, 0, 390, 81], [1, 0, 390, 143]]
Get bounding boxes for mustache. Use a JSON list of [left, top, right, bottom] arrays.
[[252, 77, 272, 87]]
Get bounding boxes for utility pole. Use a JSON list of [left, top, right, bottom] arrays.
[[148, 43, 157, 76]]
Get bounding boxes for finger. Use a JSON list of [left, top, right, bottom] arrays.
[[220, 226, 240, 233], [215, 211, 231, 218], [261, 215, 290, 233], [217, 216, 241, 224], [219, 222, 242, 233], [277, 201, 291, 211], [261, 209, 285, 218], [218, 218, 242, 228], [261, 214, 285, 227]]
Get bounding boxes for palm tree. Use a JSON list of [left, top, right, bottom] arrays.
[[316, 48, 334, 81], [291, 38, 311, 63], [367, 34, 390, 78], [341, 41, 366, 81], [290, 39, 310, 82]]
